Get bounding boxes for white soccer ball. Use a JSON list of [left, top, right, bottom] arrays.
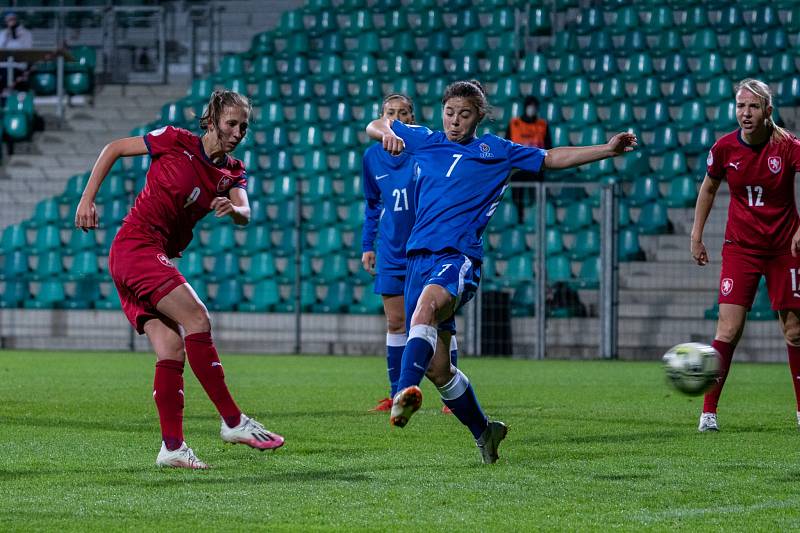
[[662, 342, 720, 396]]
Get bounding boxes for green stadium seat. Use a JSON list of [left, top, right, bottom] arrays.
[[594, 78, 624, 106], [26, 280, 66, 309], [309, 10, 337, 37], [776, 76, 800, 107], [604, 100, 633, 131], [617, 30, 647, 58], [728, 52, 760, 82], [786, 5, 800, 33], [664, 176, 698, 208], [577, 125, 605, 147], [748, 279, 774, 320], [209, 279, 244, 311], [679, 6, 708, 35], [313, 54, 344, 83], [724, 28, 755, 59], [0, 280, 28, 308], [544, 31, 578, 60], [274, 9, 304, 37], [656, 53, 688, 82], [215, 54, 244, 81], [766, 52, 799, 83], [450, 52, 479, 78], [711, 101, 736, 130], [295, 102, 321, 125], [488, 202, 518, 231], [713, 4, 743, 33], [486, 6, 514, 36], [546, 227, 564, 256], [314, 253, 350, 284], [575, 255, 600, 289], [690, 52, 724, 83], [279, 56, 310, 82], [64, 71, 93, 96], [658, 152, 689, 181], [560, 200, 594, 233], [568, 228, 600, 261], [620, 52, 653, 82], [208, 252, 240, 283], [100, 225, 120, 255], [483, 50, 513, 77], [569, 100, 598, 127], [308, 227, 343, 258], [586, 53, 617, 82], [1, 224, 26, 253], [684, 125, 715, 156], [618, 227, 645, 261], [504, 253, 534, 282], [350, 287, 383, 314], [610, 6, 639, 36], [646, 124, 679, 155], [675, 100, 706, 129], [205, 225, 236, 255], [552, 53, 582, 82], [31, 225, 62, 253], [529, 77, 555, 103], [560, 76, 590, 105], [349, 78, 381, 105], [546, 255, 573, 283], [3, 112, 30, 141], [700, 76, 733, 105], [549, 124, 570, 147], [31, 250, 63, 281], [275, 281, 316, 313], [510, 282, 535, 317], [575, 7, 603, 35], [665, 77, 698, 106], [177, 250, 205, 280], [412, 9, 443, 37], [627, 176, 660, 206], [238, 279, 280, 312], [652, 29, 682, 58], [1, 250, 29, 281], [636, 202, 672, 235], [247, 55, 276, 84], [65, 250, 100, 280], [578, 158, 614, 182], [627, 76, 659, 105], [527, 6, 551, 35], [30, 69, 57, 96], [687, 28, 718, 57], [491, 229, 528, 260], [751, 5, 779, 33], [251, 78, 280, 107], [240, 225, 270, 257], [639, 101, 670, 130], [416, 55, 446, 80], [453, 9, 482, 39], [304, 200, 339, 231], [643, 6, 674, 35], [248, 31, 273, 56], [521, 202, 556, 232], [518, 53, 547, 80], [66, 229, 97, 254]]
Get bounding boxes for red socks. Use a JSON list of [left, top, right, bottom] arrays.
[[184, 332, 242, 428], [702, 339, 735, 414], [154, 359, 185, 451], [786, 344, 800, 411]]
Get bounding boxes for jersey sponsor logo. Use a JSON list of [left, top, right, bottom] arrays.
[[375, 174, 389, 180], [727, 160, 741, 170], [149, 126, 167, 136], [217, 176, 233, 192], [768, 156, 782, 174], [156, 253, 174, 268], [479, 142, 494, 159], [707, 151, 713, 166], [720, 277, 733, 296]]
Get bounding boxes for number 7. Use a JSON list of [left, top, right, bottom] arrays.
[[446, 154, 463, 177]]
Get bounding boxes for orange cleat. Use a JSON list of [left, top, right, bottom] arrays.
[[370, 397, 393, 412]]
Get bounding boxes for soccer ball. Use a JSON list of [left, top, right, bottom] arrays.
[[662, 342, 721, 396]]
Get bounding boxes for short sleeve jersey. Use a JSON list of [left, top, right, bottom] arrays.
[[361, 142, 421, 274], [127, 126, 247, 257], [391, 120, 546, 261], [707, 129, 800, 254]]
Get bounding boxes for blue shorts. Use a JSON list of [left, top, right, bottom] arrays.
[[374, 272, 405, 296], [404, 250, 481, 334]]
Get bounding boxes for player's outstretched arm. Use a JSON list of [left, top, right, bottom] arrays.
[[75, 136, 148, 232], [366, 118, 405, 155], [690, 175, 720, 266], [543, 132, 637, 170]]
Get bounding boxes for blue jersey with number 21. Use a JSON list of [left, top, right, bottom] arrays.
[[391, 120, 547, 261]]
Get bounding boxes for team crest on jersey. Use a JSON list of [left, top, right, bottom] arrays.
[[217, 176, 233, 192], [706, 151, 713, 167], [768, 156, 781, 174], [479, 143, 493, 159], [156, 253, 174, 268], [720, 277, 733, 296]]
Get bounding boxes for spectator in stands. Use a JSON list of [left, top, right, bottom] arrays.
[[691, 78, 800, 433], [361, 93, 458, 414], [505, 95, 552, 217], [0, 11, 33, 49], [366, 79, 637, 463], [74, 90, 284, 469], [0, 11, 33, 97]]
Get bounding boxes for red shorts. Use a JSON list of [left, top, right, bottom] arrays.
[[718, 245, 800, 311], [109, 227, 186, 334]]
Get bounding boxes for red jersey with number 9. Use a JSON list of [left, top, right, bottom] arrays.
[[124, 126, 247, 257], [706, 129, 800, 255]]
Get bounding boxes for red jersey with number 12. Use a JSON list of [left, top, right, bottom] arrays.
[[706, 129, 800, 254], [123, 126, 247, 258]]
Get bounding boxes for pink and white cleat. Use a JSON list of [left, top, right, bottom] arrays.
[[221, 414, 285, 450], [390, 386, 423, 428]]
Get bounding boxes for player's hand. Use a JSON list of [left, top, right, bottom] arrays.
[[382, 132, 405, 156], [691, 239, 708, 266], [792, 228, 800, 258], [210, 196, 235, 218], [607, 132, 638, 155], [361, 251, 376, 275], [75, 196, 98, 232]]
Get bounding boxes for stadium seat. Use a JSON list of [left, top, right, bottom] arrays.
[[594, 78, 625, 106], [26, 280, 66, 309], [274, 281, 316, 313], [751, 5, 779, 33], [510, 282, 536, 317], [552, 54, 583, 83], [711, 100, 737, 130], [684, 125, 715, 156], [639, 101, 670, 130], [0, 280, 28, 308], [1, 224, 26, 253], [65, 250, 100, 280], [208, 279, 244, 312], [412, 9, 443, 36], [655, 53, 688, 82], [544, 32, 578, 60], [1, 250, 29, 281], [504, 254, 533, 285], [776, 75, 800, 107], [485, 6, 514, 36], [618, 227, 645, 261], [489, 202, 518, 231], [274, 9, 305, 38], [766, 52, 799, 83], [586, 53, 618, 82], [560, 200, 594, 233], [31, 225, 62, 254], [178, 250, 206, 280], [527, 7, 551, 35], [679, 6, 709, 35], [675, 100, 706, 129], [492, 229, 528, 260], [350, 287, 383, 314], [664, 176, 698, 208], [568, 228, 600, 261], [205, 225, 236, 255], [652, 29, 682, 58], [665, 77, 698, 106], [575, 255, 600, 289], [546, 255, 573, 283], [241, 226, 271, 257], [521, 202, 556, 232], [206, 252, 240, 283], [308, 226, 343, 257], [583, 30, 614, 60], [636, 202, 672, 235], [616, 31, 647, 58], [3, 112, 30, 141], [627, 76, 659, 106], [30, 250, 63, 281], [546, 228, 564, 256], [575, 7, 604, 35], [312, 281, 352, 313], [568, 101, 598, 128], [378, 8, 410, 37], [646, 125, 679, 155], [248, 31, 273, 57], [238, 279, 280, 312], [518, 53, 547, 80], [700, 76, 733, 105], [643, 6, 674, 34], [713, 4, 743, 33], [627, 176, 660, 207], [610, 6, 639, 36]]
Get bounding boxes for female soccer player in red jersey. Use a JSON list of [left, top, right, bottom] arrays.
[[75, 90, 284, 468], [691, 78, 800, 432]]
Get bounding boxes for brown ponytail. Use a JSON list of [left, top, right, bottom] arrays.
[[199, 89, 251, 131]]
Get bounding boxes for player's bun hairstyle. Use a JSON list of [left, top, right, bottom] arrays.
[[442, 80, 489, 120], [735, 78, 791, 144], [199, 90, 252, 131], [381, 93, 414, 116]]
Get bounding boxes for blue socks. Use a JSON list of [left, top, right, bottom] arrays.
[[397, 324, 437, 390], [438, 369, 489, 440], [386, 333, 407, 397]]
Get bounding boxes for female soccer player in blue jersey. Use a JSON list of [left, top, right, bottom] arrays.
[[366, 80, 637, 464], [362, 94, 459, 412]]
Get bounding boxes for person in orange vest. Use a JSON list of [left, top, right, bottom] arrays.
[[506, 96, 551, 217]]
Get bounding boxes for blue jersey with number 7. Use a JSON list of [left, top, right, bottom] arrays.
[[391, 120, 546, 261]]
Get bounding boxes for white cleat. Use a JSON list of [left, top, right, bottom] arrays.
[[477, 420, 508, 464], [221, 414, 285, 450], [698, 412, 719, 432], [389, 386, 422, 428], [796, 411, 800, 429], [156, 442, 209, 469]]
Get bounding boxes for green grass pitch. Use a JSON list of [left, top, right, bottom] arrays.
[[2, 350, 800, 531]]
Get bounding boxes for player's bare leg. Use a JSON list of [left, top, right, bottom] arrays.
[[778, 309, 800, 428]]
